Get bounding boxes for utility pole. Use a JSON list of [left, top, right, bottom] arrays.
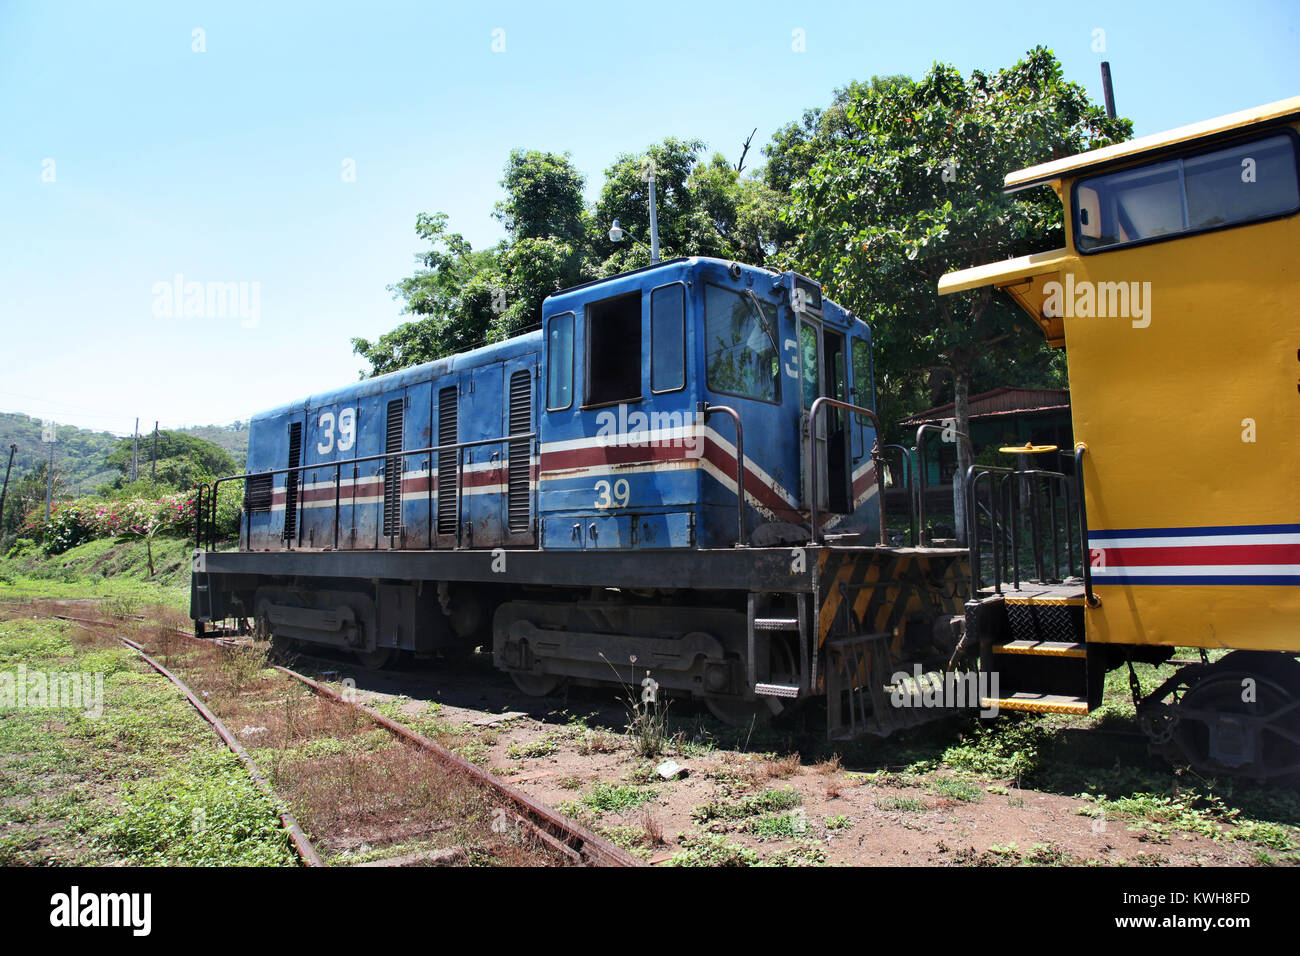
[[647, 167, 661, 264], [151, 421, 159, 480], [132, 417, 139, 483], [42, 421, 57, 522], [1100, 61, 1117, 119], [0, 443, 16, 532]]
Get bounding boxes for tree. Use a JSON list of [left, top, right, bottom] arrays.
[[105, 431, 237, 489], [780, 49, 1130, 539], [357, 140, 787, 376]]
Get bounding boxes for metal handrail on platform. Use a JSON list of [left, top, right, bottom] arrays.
[[198, 431, 534, 553]]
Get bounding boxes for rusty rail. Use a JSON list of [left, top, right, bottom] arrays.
[[40, 608, 642, 866], [49, 613, 323, 866], [273, 664, 643, 867]]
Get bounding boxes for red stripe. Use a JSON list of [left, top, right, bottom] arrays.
[[540, 442, 690, 472], [851, 466, 878, 498], [699, 441, 804, 522], [1101, 544, 1300, 567]]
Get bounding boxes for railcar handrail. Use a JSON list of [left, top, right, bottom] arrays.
[[914, 422, 970, 546], [200, 431, 534, 552], [807, 396, 886, 546], [1074, 443, 1100, 608], [965, 461, 1080, 596], [880, 442, 916, 546], [699, 403, 746, 547]]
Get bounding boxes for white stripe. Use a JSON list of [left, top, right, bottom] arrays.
[[1093, 564, 1300, 577], [1091, 533, 1300, 549], [541, 426, 702, 453]]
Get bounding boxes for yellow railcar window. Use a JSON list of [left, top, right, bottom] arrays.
[[1074, 132, 1300, 252]]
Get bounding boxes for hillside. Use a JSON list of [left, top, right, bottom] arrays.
[[0, 413, 121, 494], [179, 423, 248, 466], [0, 414, 249, 497]]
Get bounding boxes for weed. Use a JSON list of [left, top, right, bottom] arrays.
[[692, 786, 801, 824], [666, 833, 760, 867]]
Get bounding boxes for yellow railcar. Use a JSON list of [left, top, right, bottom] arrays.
[[941, 96, 1300, 781]]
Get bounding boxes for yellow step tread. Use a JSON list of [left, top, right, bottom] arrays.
[[979, 693, 1090, 715], [1001, 584, 1086, 607], [993, 640, 1087, 659]]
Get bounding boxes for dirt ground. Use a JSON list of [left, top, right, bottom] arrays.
[[312, 654, 1265, 867]]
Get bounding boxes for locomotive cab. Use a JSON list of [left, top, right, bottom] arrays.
[[538, 256, 879, 551]]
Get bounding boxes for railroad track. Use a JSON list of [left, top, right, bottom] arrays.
[[24, 606, 641, 868]]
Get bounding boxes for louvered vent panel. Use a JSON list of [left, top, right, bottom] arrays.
[[436, 387, 458, 535], [283, 422, 302, 540], [382, 398, 404, 537], [244, 474, 273, 511], [507, 370, 532, 532]]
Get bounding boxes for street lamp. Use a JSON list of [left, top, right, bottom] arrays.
[[607, 163, 661, 263], [608, 218, 657, 261]]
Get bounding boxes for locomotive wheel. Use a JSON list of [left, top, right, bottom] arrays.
[[705, 696, 778, 726], [1150, 652, 1300, 783], [510, 672, 562, 696], [355, 647, 398, 669]]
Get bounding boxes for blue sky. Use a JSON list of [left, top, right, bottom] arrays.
[[2, 0, 1296, 436]]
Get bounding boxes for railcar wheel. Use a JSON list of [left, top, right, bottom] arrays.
[[355, 647, 398, 669], [510, 672, 562, 696], [1144, 652, 1300, 783], [705, 697, 777, 727]]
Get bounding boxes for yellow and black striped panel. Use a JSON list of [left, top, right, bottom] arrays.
[[816, 548, 971, 648]]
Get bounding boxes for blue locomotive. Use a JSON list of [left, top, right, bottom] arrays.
[[194, 256, 971, 732]]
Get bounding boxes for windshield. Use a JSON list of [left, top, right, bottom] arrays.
[[703, 284, 781, 403]]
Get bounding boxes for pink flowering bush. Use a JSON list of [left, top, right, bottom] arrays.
[[29, 485, 237, 554]]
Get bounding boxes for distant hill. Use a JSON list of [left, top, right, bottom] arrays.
[[0, 414, 248, 495], [177, 423, 248, 468], [0, 413, 121, 494]]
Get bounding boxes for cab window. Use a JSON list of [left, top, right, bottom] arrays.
[[585, 291, 642, 407], [651, 283, 685, 392], [546, 312, 574, 410], [704, 284, 780, 404]]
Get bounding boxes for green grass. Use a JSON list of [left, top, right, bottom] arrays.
[[875, 793, 927, 812], [0, 615, 296, 866], [579, 781, 659, 814], [692, 786, 802, 824], [744, 811, 809, 838], [0, 536, 194, 611]]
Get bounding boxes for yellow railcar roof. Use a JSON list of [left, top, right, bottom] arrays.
[[1005, 94, 1300, 192]]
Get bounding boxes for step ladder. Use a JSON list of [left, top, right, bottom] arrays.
[[746, 592, 809, 701], [971, 584, 1100, 716]]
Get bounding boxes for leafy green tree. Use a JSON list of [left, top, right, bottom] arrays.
[[352, 212, 504, 375], [105, 431, 237, 488], [357, 141, 786, 376], [779, 48, 1130, 538]]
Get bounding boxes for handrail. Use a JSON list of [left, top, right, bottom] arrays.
[[881, 442, 916, 546], [1075, 443, 1100, 607], [807, 396, 886, 546], [965, 463, 1013, 595], [966, 461, 1080, 596], [914, 422, 970, 546], [201, 431, 535, 552], [700, 403, 746, 547]]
